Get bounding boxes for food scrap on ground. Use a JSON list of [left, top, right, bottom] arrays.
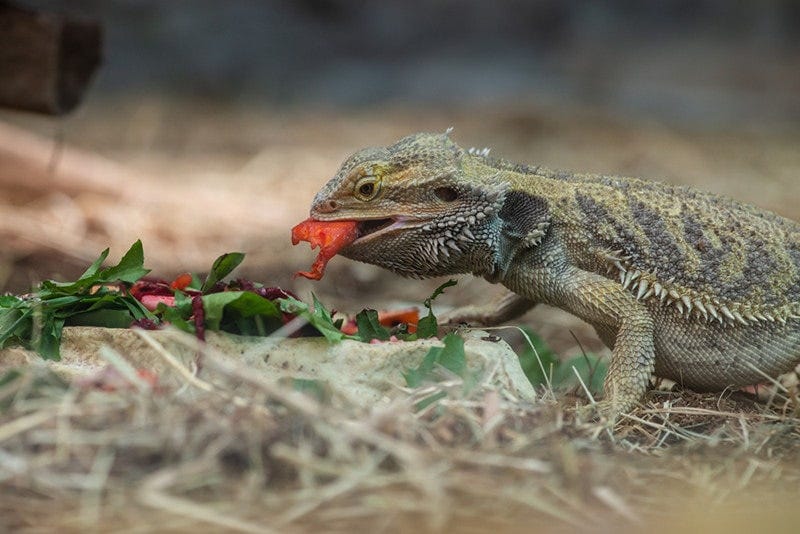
[[340, 308, 420, 335], [0, 241, 430, 360]]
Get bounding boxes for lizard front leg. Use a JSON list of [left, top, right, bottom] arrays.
[[439, 290, 536, 326], [556, 268, 656, 416]]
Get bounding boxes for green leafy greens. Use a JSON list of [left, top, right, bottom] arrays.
[[516, 326, 607, 395], [0, 241, 470, 371], [278, 294, 352, 342], [415, 278, 457, 338], [200, 252, 245, 292], [0, 241, 155, 360], [403, 332, 467, 388]]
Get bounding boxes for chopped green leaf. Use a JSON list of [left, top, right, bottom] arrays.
[[40, 240, 150, 295], [120, 295, 155, 321], [437, 333, 466, 376], [200, 291, 280, 331], [31, 314, 64, 360], [425, 279, 458, 307], [0, 241, 156, 359], [77, 247, 110, 280], [65, 309, 140, 329], [0, 302, 33, 349], [278, 294, 355, 342], [354, 309, 391, 342], [0, 295, 24, 307], [100, 240, 150, 284], [188, 274, 203, 290], [403, 333, 466, 387], [403, 346, 438, 388], [201, 252, 245, 292], [415, 279, 457, 339], [414, 315, 436, 339], [515, 326, 607, 395]]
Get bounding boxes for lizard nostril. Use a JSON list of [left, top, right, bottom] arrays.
[[316, 199, 339, 213]]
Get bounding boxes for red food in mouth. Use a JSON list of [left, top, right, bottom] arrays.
[[291, 218, 360, 280]]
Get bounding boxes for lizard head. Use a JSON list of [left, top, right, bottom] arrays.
[[308, 131, 507, 277]]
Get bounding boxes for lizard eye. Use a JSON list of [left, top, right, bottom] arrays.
[[354, 176, 380, 201]]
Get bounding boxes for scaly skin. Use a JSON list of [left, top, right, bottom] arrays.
[[306, 131, 800, 415]]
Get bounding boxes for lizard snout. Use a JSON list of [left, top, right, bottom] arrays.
[[312, 198, 339, 214]]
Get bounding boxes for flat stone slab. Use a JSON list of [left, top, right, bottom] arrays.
[[0, 327, 537, 408]]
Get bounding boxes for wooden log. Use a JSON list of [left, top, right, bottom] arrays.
[[0, 2, 102, 115]]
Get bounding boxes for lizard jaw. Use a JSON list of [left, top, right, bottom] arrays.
[[355, 218, 395, 238], [354, 216, 427, 243]]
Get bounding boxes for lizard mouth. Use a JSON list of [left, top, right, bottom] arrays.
[[356, 218, 395, 238], [352, 216, 429, 243]]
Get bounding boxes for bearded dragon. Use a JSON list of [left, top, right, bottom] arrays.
[[301, 131, 800, 416]]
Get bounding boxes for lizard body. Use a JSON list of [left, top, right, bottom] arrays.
[[306, 131, 800, 414]]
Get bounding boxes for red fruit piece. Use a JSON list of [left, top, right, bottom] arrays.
[[291, 218, 359, 280], [378, 308, 419, 334], [170, 273, 193, 290], [140, 294, 176, 311]]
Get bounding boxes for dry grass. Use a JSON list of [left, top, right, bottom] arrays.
[[1, 333, 798, 533]]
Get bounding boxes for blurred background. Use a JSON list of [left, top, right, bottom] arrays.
[[1, 0, 799, 354]]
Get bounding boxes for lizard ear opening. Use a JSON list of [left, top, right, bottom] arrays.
[[499, 191, 551, 243], [434, 186, 459, 202]]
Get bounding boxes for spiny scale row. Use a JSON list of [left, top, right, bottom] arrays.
[[467, 146, 492, 157], [524, 222, 550, 248], [602, 249, 800, 327]]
